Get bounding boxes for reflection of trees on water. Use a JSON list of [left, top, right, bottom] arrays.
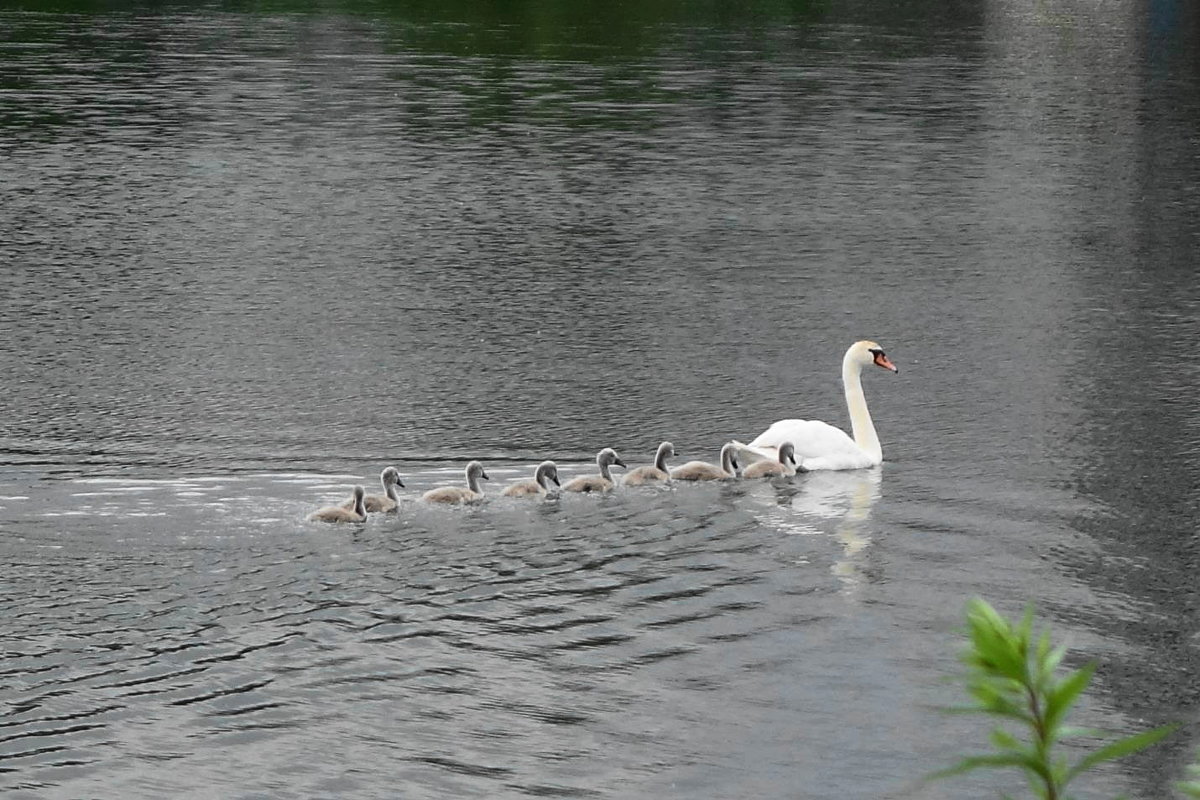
[[981, 1, 1200, 794], [1, 0, 987, 143]]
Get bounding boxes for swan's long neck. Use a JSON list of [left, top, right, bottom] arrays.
[[385, 481, 400, 501], [654, 446, 669, 471], [467, 471, 484, 494], [354, 492, 366, 516], [599, 458, 612, 482], [842, 353, 882, 462]]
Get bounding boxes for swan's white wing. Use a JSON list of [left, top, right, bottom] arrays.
[[750, 418, 856, 456], [747, 419, 877, 471], [729, 441, 776, 466]]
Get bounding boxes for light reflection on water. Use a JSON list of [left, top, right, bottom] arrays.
[[2, 2, 1199, 798]]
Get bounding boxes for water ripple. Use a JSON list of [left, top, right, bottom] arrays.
[[3, 3, 1194, 795]]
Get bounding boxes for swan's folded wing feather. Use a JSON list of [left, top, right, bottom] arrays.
[[729, 441, 776, 465], [749, 419, 874, 470]]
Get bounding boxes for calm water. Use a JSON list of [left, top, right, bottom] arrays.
[[2, 1, 1199, 797]]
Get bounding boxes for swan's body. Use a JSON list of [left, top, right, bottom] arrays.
[[310, 485, 367, 523], [623, 441, 675, 486], [502, 461, 561, 498], [344, 466, 404, 513], [734, 341, 897, 472], [563, 448, 626, 493], [671, 442, 740, 481], [422, 461, 489, 504], [742, 441, 799, 478]]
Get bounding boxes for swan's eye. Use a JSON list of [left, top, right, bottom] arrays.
[[869, 348, 882, 357]]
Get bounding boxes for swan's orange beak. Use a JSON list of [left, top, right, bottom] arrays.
[[874, 352, 898, 373]]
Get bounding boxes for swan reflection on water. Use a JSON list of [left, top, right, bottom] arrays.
[[750, 468, 883, 595]]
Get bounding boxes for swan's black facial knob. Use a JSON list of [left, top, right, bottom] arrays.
[[869, 348, 898, 373]]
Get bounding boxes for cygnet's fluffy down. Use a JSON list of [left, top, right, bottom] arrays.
[[422, 461, 489, 504], [311, 485, 367, 523], [670, 442, 739, 481], [502, 460, 560, 497], [344, 466, 404, 512], [742, 442, 800, 478], [562, 448, 626, 493], [623, 441, 675, 487]]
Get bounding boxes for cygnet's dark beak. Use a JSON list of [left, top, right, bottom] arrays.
[[481, 471, 490, 481], [551, 475, 561, 487], [396, 478, 406, 488], [615, 458, 627, 468]]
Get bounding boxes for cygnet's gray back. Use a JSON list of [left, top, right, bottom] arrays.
[[422, 460, 489, 504], [670, 443, 739, 481], [311, 485, 367, 522], [563, 448, 626, 493], [623, 441, 675, 486], [348, 466, 405, 512], [742, 441, 797, 478]]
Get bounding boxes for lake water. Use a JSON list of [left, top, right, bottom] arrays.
[[2, 1, 1198, 797]]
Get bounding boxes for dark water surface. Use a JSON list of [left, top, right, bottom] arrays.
[[2, 1, 1199, 797]]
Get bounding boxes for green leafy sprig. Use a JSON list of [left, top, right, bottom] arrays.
[[934, 597, 1177, 800]]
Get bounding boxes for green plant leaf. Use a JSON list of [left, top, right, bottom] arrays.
[[930, 751, 1045, 780], [1064, 724, 1180, 784], [1043, 662, 1095, 732], [1177, 780, 1200, 799], [1179, 753, 1200, 799], [1033, 631, 1056, 689], [990, 727, 1025, 752], [1053, 725, 1102, 741], [935, 598, 1180, 799], [965, 599, 1028, 680], [1045, 643, 1067, 674]]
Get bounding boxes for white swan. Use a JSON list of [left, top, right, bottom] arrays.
[[734, 340, 897, 471]]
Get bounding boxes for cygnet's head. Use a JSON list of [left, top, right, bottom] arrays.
[[720, 442, 740, 474], [849, 340, 898, 373], [657, 441, 676, 458], [778, 441, 797, 467], [466, 461, 489, 481], [598, 448, 626, 469], [382, 467, 404, 487], [535, 460, 560, 488], [352, 485, 365, 501]]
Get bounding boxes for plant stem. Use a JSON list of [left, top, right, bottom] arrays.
[[1027, 682, 1056, 799]]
